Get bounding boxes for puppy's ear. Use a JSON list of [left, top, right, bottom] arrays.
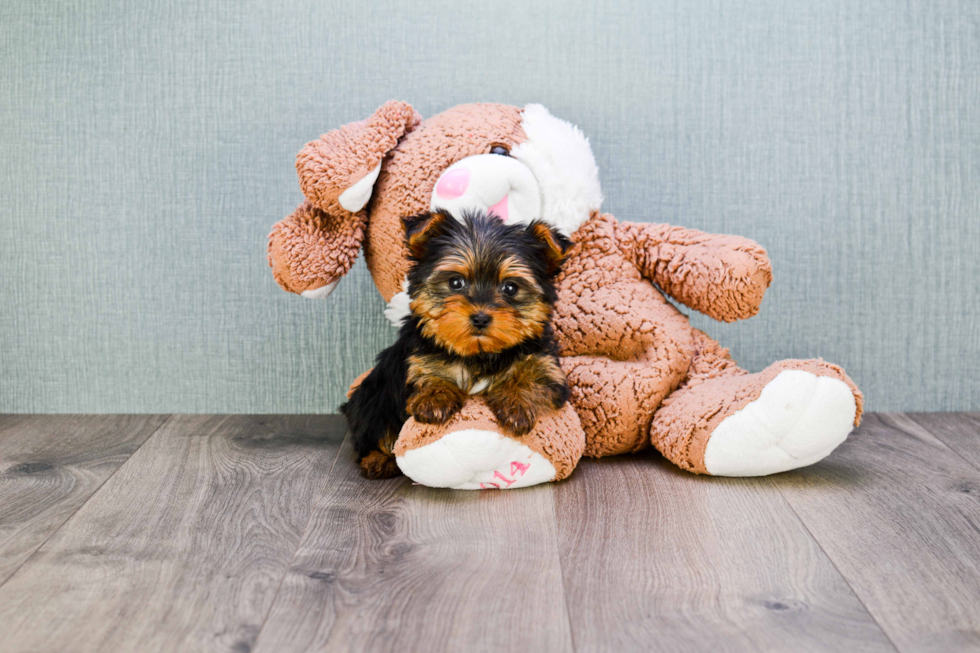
[[404, 211, 453, 259], [526, 221, 572, 275]]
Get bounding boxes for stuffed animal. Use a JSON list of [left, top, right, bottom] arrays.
[[268, 101, 863, 489]]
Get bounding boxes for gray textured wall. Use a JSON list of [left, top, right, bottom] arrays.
[[1, 0, 977, 413]]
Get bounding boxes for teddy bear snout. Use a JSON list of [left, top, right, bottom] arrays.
[[430, 154, 542, 227]]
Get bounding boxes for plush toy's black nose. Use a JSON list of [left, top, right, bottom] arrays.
[[470, 312, 492, 330]]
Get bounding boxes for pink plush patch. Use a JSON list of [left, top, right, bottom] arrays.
[[435, 168, 470, 199], [510, 460, 529, 476], [488, 194, 509, 221], [478, 460, 530, 490]]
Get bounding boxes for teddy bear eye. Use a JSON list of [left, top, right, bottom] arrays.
[[490, 145, 510, 156], [448, 276, 467, 291], [500, 280, 519, 297]]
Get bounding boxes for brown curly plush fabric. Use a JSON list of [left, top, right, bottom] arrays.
[[267, 100, 421, 295], [270, 101, 864, 481], [615, 220, 773, 323], [297, 100, 421, 217], [554, 212, 782, 457], [553, 213, 694, 456], [267, 201, 365, 294]]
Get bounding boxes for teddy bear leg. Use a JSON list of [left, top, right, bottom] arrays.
[[393, 398, 585, 490], [651, 330, 863, 476], [562, 354, 685, 458]]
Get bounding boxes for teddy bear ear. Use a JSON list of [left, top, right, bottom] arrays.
[[526, 221, 572, 275], [296, 100, 422, 214], [404, 211, 453, 259]]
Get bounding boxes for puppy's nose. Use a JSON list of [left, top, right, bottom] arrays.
[[470, 312, 492, 330]]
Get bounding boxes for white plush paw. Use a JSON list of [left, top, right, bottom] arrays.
[[338, 162, 382, 212], [703, 370, 857, 477], [396, 429, 556, 490], [300, 279, 339, 299]]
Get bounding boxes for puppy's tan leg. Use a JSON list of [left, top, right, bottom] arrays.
[[407, 380, 467, 424], [406, 355, 470, 425], [485, 354, 568, 436]]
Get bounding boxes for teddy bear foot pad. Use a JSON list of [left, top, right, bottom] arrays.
[[396, 428, 557, 490], [703, 370, 857, 476]]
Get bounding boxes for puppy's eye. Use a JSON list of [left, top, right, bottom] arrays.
[[500, 280, 519, 297], [490, 145, 510, 156], [448, 276, 467, 291]]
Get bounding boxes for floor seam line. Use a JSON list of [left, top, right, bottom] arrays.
[[904, 413, 980, 476], [0, 414, 175, 590], [550, 483, 579, 653], [767, 475, 904, 653], [250, 426, 349, 650]]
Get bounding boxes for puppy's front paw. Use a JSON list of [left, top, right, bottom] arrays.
[[407, 386, 465, 424], [488, 397, 538, 436]]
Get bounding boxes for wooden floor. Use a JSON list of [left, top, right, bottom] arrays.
[[0, 414, 978, 652]]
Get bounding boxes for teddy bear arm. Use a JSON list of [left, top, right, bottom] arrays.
[[266, 199, 366, 296], [615, 219, 773, 322], [296, 100, 421, 215]]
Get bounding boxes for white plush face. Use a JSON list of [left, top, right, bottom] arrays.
[[430, 154, 542, 226], [429, 103, 603, 238]]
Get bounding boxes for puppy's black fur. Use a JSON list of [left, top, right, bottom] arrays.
[[341, 209, 570, 479]]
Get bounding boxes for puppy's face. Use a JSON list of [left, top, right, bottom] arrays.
[[405, 211, 569, 357]]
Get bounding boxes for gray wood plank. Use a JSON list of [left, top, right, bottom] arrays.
[[554, 452, 896, 653], [252, 437, 574, 653], [0, 414, 344, 653], [905, 412, 980, 472], [772, 413, 980, 653], [0, 414, 168, 585]]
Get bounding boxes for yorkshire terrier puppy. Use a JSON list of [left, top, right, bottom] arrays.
[[341, 209, 572, 479]]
